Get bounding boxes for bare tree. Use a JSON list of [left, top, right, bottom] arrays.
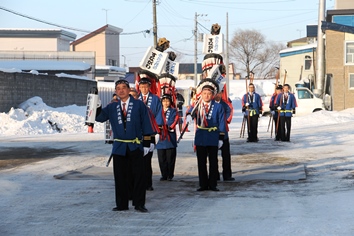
[[230, 29, 285, 79]]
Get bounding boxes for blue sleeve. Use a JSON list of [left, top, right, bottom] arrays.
[[95, 105, 110, 123], [155, 99, 162, 118], [218, 105, 226, 133], [155, 109, 163, 126], [223, 102, 231, 119], [270, 96, 275, 109], [275, 94, 281, 106], [257, 94, 263, 110], [141, 102, 156, 136]]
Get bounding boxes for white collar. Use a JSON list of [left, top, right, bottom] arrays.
[[122, 97, 130, 105]]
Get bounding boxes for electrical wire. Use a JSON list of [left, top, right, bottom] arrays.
[[0, 5, 150, 36]]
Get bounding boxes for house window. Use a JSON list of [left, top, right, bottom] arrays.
[[350, 74, 354, 89], [304, 55, 312, 70], [345, 42, 354, 64]]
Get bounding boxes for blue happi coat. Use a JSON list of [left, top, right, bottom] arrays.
[[96, 95, 156, 155], [275, 92, 297, 117], [218, 99, 233, 140], [241, 92, 263, 116], [155, 107, 179, 149], [269, 93, 279, 119], [188, 100, 226, 147], [139, 92, 162, 118]]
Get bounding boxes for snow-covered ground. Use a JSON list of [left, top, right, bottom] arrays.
[[1, 80, 354, 235]]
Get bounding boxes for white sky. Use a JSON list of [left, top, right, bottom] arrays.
[[0, 0, 334, 67], [1, 78, 354, 235]]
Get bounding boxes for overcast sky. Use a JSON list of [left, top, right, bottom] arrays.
[[0, 0, 334, 66]]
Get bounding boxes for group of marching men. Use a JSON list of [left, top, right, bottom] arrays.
[[242, 82, 297, 143], [94, 69, 237, 212], [94, 73, 297, 213]]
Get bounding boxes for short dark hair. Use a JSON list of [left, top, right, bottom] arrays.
[[138, 78, 151, 85], [115, 80, 130, 88]]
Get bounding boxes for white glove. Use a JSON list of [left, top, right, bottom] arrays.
[[292, 113, 296, 117], [259, 114, 262, 118], [218, 140, 223, 149], [186, 115, 193, 123], [245, 103, 249, 107], [277, 106, 281, 110], [271, 111, 275, 115], [143, 147, 150, 156], [149, 143, 155, 152]]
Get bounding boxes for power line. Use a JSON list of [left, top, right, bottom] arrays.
[[178, 0, 315, 11], [0, 5, 150, 36]]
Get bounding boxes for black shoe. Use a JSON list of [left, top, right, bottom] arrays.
[[209, 187, 220, 191], [135, 205, 148, 213], [167, 177, 173, 181], [112, 207, 128, 211], [224, 177, 235, 181], [146, 186, 154, 191], [197, 187, 208, 191], [160, 177, 167, 181]]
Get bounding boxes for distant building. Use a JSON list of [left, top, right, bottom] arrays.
[[71, 24, 123, 67], [335, 0, 354, 9], [0, 28, 76, 51]]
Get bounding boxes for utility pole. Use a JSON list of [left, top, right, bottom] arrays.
[[194, 13, 207, 87], [225, 12, 230, 96], [314, 0, 326, 97], [152, 0, 158, 48], [194, 12, 198, 87]]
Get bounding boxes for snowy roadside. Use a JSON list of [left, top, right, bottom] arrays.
[[1, 110, 354, 235]]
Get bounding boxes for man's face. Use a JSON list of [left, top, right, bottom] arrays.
[[214, 92, 222, 102], [283, 85, 289, 93], [139, 83, 150, 95], [276, 89, 281, 94], [201, 89, 213, 102], [248, 85, 255, 93], [115, 84, 130, 101]]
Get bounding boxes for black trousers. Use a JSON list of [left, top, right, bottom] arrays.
[[196, 145, 218, 189], [112, 147, 146, 209], [279, 116, 292, 141], [145, 151, 153, 188], [220, 138, 232, 180], [246, 115, 259, 142], [273, 116, 280, 140], [157, 148, 177, 179]]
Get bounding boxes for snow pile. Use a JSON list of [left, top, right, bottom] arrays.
[[0, 96, 103, 136]]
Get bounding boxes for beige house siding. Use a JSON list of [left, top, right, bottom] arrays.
[[335, 0, 354, 9], [326, 30, 354, 110], [71, 25, 123, 67], [73, 33, 106, 65], [0, 38, 59, 51]]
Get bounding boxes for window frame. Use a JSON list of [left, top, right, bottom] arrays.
[[345, 41, 354, 65], [349, 73, 354, 90]]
